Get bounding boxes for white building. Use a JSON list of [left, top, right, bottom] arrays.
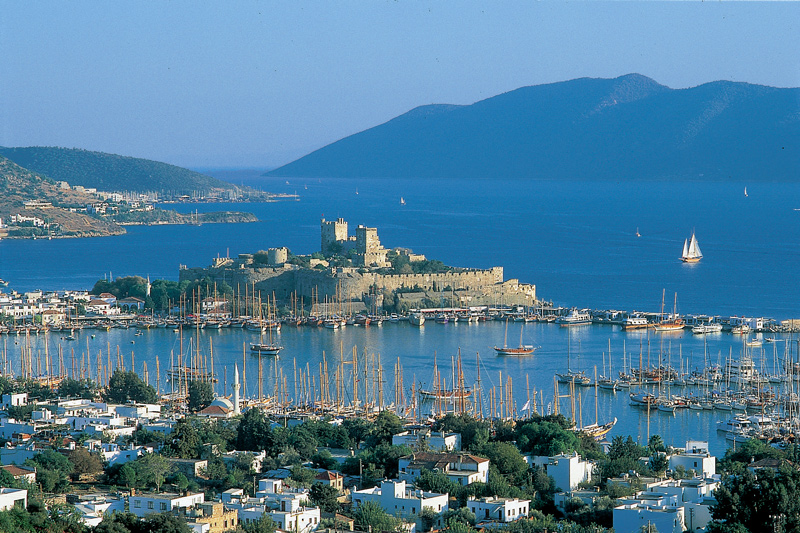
[[668, 441, 716, 478], [467, 496, 530, 523], [613, 492, 686, 533], [272, 496, 321, 533], [0, 488, 27, 511], [238, 499, 321, 533], [128, 491, 205, 517], [398, 452, 489, 485], [392, 430, 461, 452], [527, 452, 595, 491], [1, 393, 28, 409], [352, 480, 448, 523]]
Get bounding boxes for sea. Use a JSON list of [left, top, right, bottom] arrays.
[[1, 171, 799, 457]]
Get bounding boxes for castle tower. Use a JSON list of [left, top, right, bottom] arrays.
[[232, 363, 241, 415], [320, 218, 348, 255]]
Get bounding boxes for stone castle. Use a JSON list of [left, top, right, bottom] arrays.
[[179, 219, 537, 309]]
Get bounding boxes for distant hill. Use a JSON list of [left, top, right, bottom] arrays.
[[0, 156, 123, 238], [0, 147, 237, 194], [266, 74, 800, 181]]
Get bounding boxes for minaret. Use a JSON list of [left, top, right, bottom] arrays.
[[232, 363, 241, 415], [146, 276, 151, 297]]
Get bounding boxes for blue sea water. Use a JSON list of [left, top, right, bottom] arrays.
[[1, 172, 799, 456]]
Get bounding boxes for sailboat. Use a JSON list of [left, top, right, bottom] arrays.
[[635, 227, 641, 237], [494, 319, 536, 356], [250, 295, 283, 356], [681, 232, 703, 263], [400, 197, 406, 206], [744, 186, 748, 197], [653, 290, 684, 332]]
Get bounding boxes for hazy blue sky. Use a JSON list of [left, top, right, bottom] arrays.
[[2, 2, 798, 168]]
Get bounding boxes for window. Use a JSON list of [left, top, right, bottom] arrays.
[[147, 501, 153, 509], [160, 502, 166, 510], [134, 500, 141, 508]]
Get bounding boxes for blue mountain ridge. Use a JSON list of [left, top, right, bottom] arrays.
[[266, 74, 800, 181]]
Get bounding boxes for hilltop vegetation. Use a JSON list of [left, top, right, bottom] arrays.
[[0, 156, 124, 237], [267, 74, 800, 181], [0, 146, 236, 195]]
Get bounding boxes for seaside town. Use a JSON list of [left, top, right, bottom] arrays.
[[0, 220, 799, 533]]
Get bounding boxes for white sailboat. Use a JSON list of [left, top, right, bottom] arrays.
[[400, 197, 406, 206], [744, 186, 748, 197], [681, 232, 702, 263]]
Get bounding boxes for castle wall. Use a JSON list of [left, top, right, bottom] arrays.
[[179, 264, 535, 307]]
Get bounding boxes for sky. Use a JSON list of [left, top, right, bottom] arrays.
[[1, 2, 799, 169]]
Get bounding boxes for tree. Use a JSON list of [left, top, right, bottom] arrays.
[[105, 370, 158, 404], [27, 449, 74, 493], [133, 453, 172, 491], [516, 417, 580, 457], [309, 483, 340, 513], [341, 417, 372, 449], [353, 501, 404, 533], [311, 450, 339, 470], [710, 464, 800, 532], [289, 465, 317, 486], [168, 418, 200, 459], [420, 507, 439, 532], [648, 453, 668, 476], [241, 514, 277, 533], [433, 414, 490, 451], [647, 434, 666, 453], [120, 463, 137, 488], [474, 441, 527, 483], [187, 380, 214, 412], [366, 410, 403, 447], [66, 447, 103, 480], [236, 407, 272, 452], [58, 377, 97, 399], [142, 512, 193, 533]]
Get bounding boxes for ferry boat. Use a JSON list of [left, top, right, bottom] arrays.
[[622, 316, 650, 330], [692, 323, 723, 334], [681, 232, 703, 263], [717, 415, 751, 434], [555, 308, 591, 326]]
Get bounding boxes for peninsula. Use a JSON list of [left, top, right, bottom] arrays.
[[0, 155, 259, 239], [179, 217, 538, 312]]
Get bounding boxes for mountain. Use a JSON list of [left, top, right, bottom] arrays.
[[0, 156, 123, 238], [266, 74, 800, 180], [0, 147, 237, 194]]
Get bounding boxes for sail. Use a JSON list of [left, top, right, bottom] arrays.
[[688, 233, 702, 258], [682, 239, 689, 258]]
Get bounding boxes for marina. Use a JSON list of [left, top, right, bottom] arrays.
[[2, 311, 799, 457]]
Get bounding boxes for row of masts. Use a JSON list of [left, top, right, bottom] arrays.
[[2, 328, 552, 421]]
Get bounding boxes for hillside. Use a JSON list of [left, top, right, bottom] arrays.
[[0, 156, 124, 238], [0, 147, 237, 194], [266, 74, 800, 181]]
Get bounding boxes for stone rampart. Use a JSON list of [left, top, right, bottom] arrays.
[[180, 264, 535, 306]]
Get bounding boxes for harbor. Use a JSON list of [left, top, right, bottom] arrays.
[[2, 306, 800, 457]]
